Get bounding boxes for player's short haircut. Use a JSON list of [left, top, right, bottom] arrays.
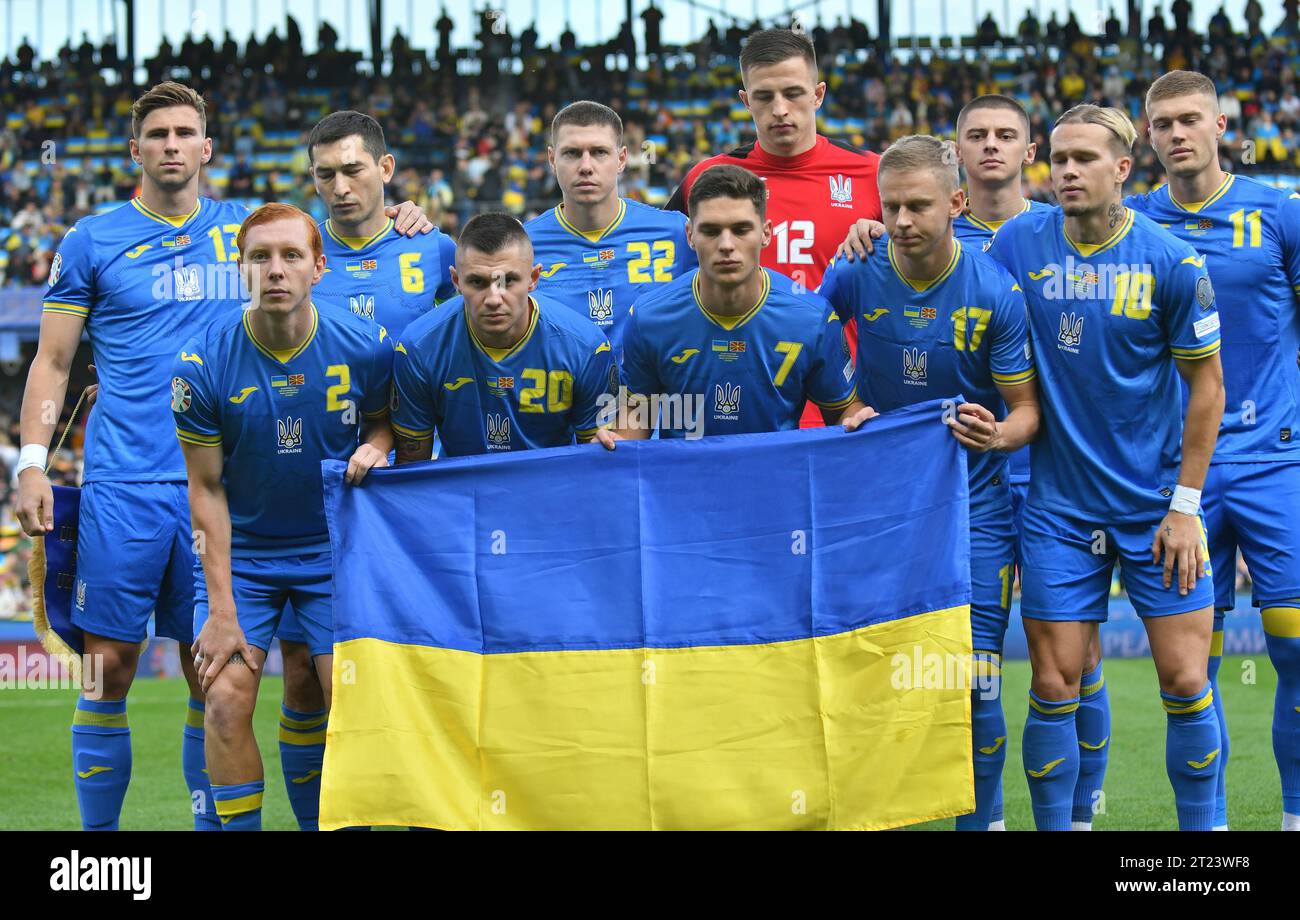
[[1146, 70, 1219, 112], [739, 28, 817, 83], [550, 101, 624, 145], [879, 135, 961, 193], [957, 94, 1031, 136], [458, 212, 533, 259], [307, 110, 388, 165], [131, 81, 206, 139], [1054, 104, 1137, 157], [237, 202, 323, 260], [687, 164, 767, 222]]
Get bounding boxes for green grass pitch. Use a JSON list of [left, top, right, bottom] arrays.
[[0, 655, 1284, 830]]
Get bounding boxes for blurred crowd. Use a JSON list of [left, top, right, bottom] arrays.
[[0, 3, 1295, 616]]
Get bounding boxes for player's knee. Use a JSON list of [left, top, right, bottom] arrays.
[[204, 678, 256, 741], [83, 642, 138, 700], [1158, 667, 1209, 700], [1029, 671, 1078, 702]]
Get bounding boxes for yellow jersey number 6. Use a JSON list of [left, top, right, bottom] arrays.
[[399, 252, 425, 293], [326, 364, 351, 412], [627, 241, 674, 283]]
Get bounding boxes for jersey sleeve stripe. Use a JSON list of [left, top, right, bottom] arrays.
[[991, 368, 1038, 386], [361, 406, 389, 419], [812, 390, 858, 411], [42, 301, 90, 316], [1170, 341, 1221, 360], [175, 428, 222, 446], [391, 421, 434, 439]]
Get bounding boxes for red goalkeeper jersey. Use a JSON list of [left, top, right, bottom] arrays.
[[667, 134, 882, 425]]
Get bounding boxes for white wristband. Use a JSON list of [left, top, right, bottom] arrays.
[[14, 444, 48, 477], [1169, 484, 1201, 516]]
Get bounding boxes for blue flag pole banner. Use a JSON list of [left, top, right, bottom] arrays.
[[320, 399, 974, 830]]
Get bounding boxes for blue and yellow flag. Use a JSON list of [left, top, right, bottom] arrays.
[[320, 400, 974, 830]]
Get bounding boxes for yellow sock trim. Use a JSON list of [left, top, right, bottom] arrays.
[[185, 707, 205, 730], [73, 710, 129, 729], [1262, 606, 1300, 639], [279, 728, 327, 746], [279, 713, 327, 731], [214, 791, 264, 818], [1209, 630, 1224, 658], [1163, 689, 1214, 715]]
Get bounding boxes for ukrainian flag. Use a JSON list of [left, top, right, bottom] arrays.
[[319, 400, 974, 830]]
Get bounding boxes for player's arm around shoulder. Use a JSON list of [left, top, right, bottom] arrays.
[[596, 303, 653, 449], [390, 326, 436, 465], [347, 324, 396, 484]]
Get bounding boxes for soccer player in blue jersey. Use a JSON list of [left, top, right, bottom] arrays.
[[392, 212, 617, 461], [525, 101, 696, 342], [987, 105, 1225, 831], [16, 82, 250, 831], [1133, 70, 1300, 832], [15, 81, 429, 833], [819, 135, 1041, 831], [259, 109, 454, 830], [597, 164, 865, 445], [173, 203, 393, 831], [311, 110, 456, 334]]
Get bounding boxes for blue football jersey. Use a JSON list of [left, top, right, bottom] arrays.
[[987, 206, 1221, 522], [620, 268, 857, 438], [43, 197, 250, 483], [171, 301, 394, 557], [314, 217, 456, 339], [819, 238, 1035, 506], [1127, 174, 1300, 461], [953, 198, 1053, 485], [525, 198, 696, 339], [391, 293, 617, 457]]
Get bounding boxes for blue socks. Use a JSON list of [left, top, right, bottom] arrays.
[[1022, 690, 1080, 831], [183, 698, 221, 831], [1162, 684, 1220, 831], [957, 652, 1005, 831], [1073, 664, 1110, 826], [1208, 617, 1229, 828], [1262, 606, 1300, 820], [279, 705, 327, 831], [71, 697, 132, 831], [212, 780, 265, 831]]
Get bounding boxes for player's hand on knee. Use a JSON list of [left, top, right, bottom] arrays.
[[595, 429, 621, 451], [16, 468, 54, 536], [345, 443, 389, 484], [947, 403, 1002, 452], [386, 201, 434, 236], [1152, 511, 1201, 595], [834, 219, 885, 263], [841, 405, 878, 432], [192, 613, 258, 693]]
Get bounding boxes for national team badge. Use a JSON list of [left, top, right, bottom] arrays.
[[713, 382, 741, 419], [349, 294, 375, 320], [486, 413, 512, 449], [588, 289, 614, 323], [903, 347, 927, 385], [173, 265, 202, 301], [1058, 312, 1084, 352], [276, 416, 304, 453], [170, 376, 192, 412], [829, 174, 853, 208]]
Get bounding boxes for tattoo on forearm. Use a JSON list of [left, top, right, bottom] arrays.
[[395, 437, 430, 465]]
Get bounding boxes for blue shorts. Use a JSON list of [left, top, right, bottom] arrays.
[[1020, 503, 1214, 621], [194, 552, 335, 658], [970, 498, 1017, 653], [1203, 461, 1300, 611], [277, 607, 307, 644], [72, 481, 195, 644]]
